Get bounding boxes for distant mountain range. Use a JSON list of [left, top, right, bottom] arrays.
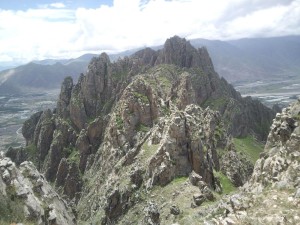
[[31, 53, 97, 66], [0, 54, 96, 94], [191, 35, 300, 83], [0, 35, 299, 94]]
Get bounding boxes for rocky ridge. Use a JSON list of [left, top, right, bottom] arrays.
[[198, 99, 300, 224], [0, 152, 75, 224], [4, 36, 276, 224]]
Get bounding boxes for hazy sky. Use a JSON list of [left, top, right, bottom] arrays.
[[0, 0, 299, 64]]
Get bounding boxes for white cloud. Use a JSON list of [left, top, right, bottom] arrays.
[[50, 2, 66, 9], [221, 1, 300, 39], [0, 54, 13, 62], [38, 2, 66, 9], [0, 8, 76, 63], [0, 0, 299, 64]]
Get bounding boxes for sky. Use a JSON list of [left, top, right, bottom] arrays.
[[0, 0, 300, 65]]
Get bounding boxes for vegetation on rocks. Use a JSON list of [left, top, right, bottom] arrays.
[[3, 36, 287, 225], [213, 170, 237, 194], [233, 136, 264, 163]]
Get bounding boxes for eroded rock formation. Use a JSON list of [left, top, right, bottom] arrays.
[[0, 153, 75, 224], [5, 36, 278, 224]]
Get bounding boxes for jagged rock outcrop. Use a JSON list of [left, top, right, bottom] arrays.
[[146, 104, 225, 188], [144, 201, 160, 225], [36, 109, 55, 164], [155, 36, 214, 73], [5, 146, 29, 165], [81, 53, 112, 118], [200, 99, 300, 225], [22, 111, 43, 146], [74, 69, 228, 223], [75, 90, 227, 224], [220, 142, 254, 187], [57, 76, 73, 118], [220, 150, 253, 187], [55, 158, 82, 202], [132, 48, 158, 66], [13, 36, 276, 224], [0, 153, 75, 224], [248, 99, 300, 190]]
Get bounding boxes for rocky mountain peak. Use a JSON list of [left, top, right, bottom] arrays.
[[89, 52, 110, 68], [155, 35, 214, 72], [57, 76, 73, 118], [132, 47, 158, 66], [4, 36, 279, 224]]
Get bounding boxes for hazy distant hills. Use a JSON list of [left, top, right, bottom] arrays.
[[191, 35, 300, 83], [0, 51, 145, 94], [0, 54, 96, 94], [32, 53, 98, 66], [0, 35, 299, 94]]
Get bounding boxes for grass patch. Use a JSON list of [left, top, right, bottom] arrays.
[[233, 136, 264, 163], [145, 65, 175, 93], [67, 149, 80, 164], [133, 92, 149, 104], [214, 170, 236, 194], [203, 97, 229, 110], [157, 76, 172, 90], [147, 174, 202, 225], [214, 125, 224, 139], [138, 143, 159, 163], [172, 176, 188, 184], [116, 114, 124, 130], [136, 123, 150, 133], [293, 114, 300, 121]]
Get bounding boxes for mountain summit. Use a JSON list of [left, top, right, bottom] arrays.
[[2, 36, 279, 224]]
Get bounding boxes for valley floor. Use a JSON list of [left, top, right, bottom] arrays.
[[0, 90, 59, 152], [234, 77, 300, 108]]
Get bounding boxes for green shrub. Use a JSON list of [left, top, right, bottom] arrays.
[[67, 150, 80, 164], [136, 123, 150, 133], [116, 114, 124, 130], [133, 92, 149, 104]]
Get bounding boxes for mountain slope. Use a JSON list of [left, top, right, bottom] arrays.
[[3, 36, 278, 224], [202, 99, 300, 225], [0, 56, 95, 94], [191, 35, 300, 83]]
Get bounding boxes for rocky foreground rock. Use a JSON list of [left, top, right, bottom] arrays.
[[3, 36, 280, 224], [0, 152, 75, 224], [200, 99, 300, 225]]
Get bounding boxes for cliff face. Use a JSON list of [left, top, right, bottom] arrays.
[[8, 36, 277, 224]]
